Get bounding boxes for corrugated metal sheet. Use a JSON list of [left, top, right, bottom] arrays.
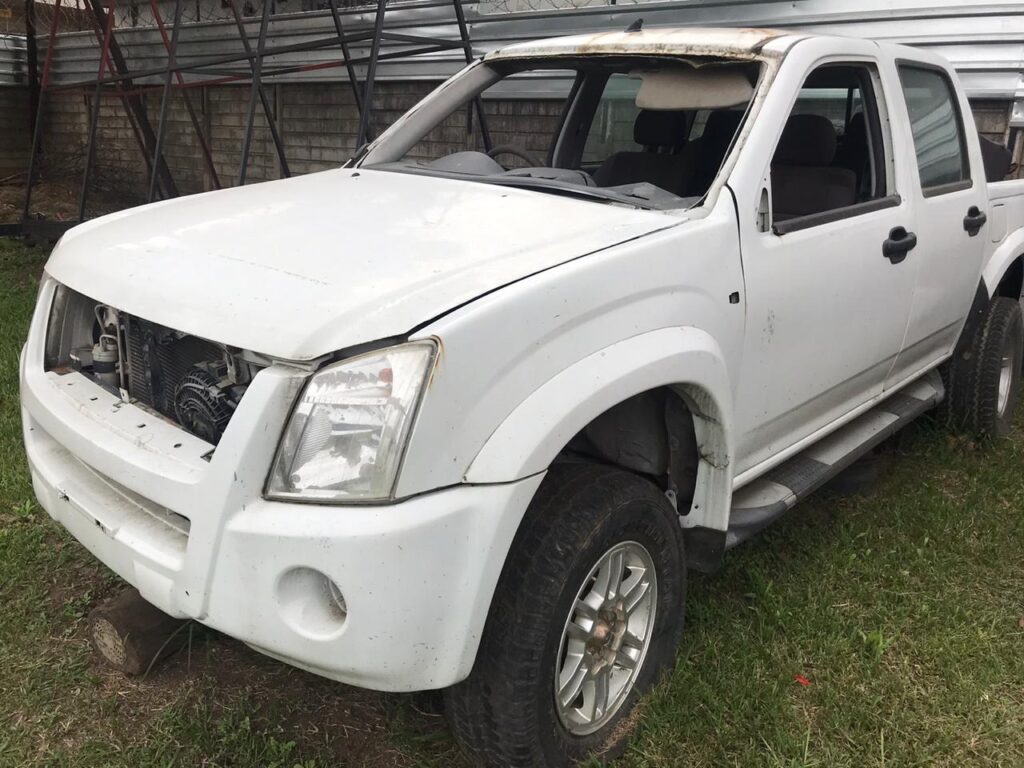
[[29, 0, 1024, 104], [0, 34, 27, 86]]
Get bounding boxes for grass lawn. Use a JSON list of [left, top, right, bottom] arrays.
[[1, 234, 1023, 767]]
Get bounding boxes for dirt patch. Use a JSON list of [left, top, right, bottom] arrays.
[[83, 624, 462, 767], [0, 177, 142, 225]]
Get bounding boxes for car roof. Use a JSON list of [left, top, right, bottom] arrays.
[[485, 27, 801, 62]]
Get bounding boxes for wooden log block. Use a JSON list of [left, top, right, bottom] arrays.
[[87, 588, 189, 676]]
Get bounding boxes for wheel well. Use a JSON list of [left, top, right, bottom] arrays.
[[554, 387, 699, 510], [996, 256, 1023, 301]]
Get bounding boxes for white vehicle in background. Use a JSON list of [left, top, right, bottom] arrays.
[[19, 25, 1024, 767]]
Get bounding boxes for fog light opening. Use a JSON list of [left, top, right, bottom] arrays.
[[276, 567, 348, 640]]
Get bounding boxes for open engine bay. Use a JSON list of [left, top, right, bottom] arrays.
[[44, 285, 264, 445]]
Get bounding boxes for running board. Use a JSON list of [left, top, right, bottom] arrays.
[[726, 371, 943, 550]]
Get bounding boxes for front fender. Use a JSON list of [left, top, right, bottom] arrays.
[[982, 224, 1024, 298], [466, 326, 735, 532]]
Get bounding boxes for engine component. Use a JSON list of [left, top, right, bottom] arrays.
[[92, 336, 119, 389], [45, 288, 257, 446], [174, 368, 235, 443]]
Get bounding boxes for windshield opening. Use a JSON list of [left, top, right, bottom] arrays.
[[358, 55, 763, 210]]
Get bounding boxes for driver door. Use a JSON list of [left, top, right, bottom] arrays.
[[728, 48, 919, 479]]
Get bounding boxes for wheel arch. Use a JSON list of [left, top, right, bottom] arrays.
[[982, 229, 1024, 301], [995, 255, 1023, 300], [465, 327, 735, 538]]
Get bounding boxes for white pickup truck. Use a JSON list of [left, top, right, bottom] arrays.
[[19, 26, 1024, 767]]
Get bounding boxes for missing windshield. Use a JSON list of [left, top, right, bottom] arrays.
[[359, 56, 763, 210]]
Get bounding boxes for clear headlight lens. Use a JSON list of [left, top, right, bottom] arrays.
[[266, 341, 436, 502]]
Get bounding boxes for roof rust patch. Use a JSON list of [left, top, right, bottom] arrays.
[[485, 27, 790, 62]]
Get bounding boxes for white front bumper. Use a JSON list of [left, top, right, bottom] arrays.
[[19, 283, 542, 691]]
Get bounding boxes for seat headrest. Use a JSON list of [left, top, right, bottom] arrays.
[[702, 110, 744, 144], [634, 109, 688, 149], [775, 114, 838, 166], [845, 112, 867, 145]]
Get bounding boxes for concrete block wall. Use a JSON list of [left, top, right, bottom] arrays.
[[34, 80, 568, 201], [40, 91, 148, 196]]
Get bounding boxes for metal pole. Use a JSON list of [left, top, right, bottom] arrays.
[[227, 0, 289, 179], [149, 0, 184, 202], [22, 0, 62, 222], [85, 0, 178, 199], [94, 31, 153, 183], [25, 0, 39, 138], [325, 0, 364, 114], [356, 0, 388, 149], [150, 0, 221, 190], [238, 0, 273, 186], [52, 29, 419, 92], [78, 0, 115, 221]]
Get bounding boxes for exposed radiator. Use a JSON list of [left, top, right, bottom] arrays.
[[124, 317, 224, 421]]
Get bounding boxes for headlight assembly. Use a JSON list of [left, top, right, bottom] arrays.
[[266, 341, 436, 503]]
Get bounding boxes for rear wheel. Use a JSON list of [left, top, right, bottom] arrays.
[[943, 296, 1023, 438], [445, 464, 686, 767]]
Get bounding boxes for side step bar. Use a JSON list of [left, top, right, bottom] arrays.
[[726, 371, 944, 550]]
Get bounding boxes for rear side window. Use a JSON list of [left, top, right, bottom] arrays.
[[898, 65, 971, 195]]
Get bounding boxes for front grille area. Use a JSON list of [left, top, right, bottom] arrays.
[[124, 317, 224, 418], [45, 284, 258, 445]]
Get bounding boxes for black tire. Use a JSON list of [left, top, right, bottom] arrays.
[[445, 463, 687, 768], [943, 296, 1024, 438]]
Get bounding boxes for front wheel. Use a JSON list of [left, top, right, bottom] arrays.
[[445, 464, 686, 767]]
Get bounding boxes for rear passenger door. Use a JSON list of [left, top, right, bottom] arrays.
[[729, 48, 918, 479], [883, 60, 989, 386]]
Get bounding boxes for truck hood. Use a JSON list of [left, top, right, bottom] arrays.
[[47, 168, 676, 361]]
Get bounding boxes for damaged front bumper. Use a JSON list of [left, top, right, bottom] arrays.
[[19, 281, 541, 691]]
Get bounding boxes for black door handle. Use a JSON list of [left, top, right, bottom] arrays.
[[883, 226, 918, 264], [964, 206, 987, 237]]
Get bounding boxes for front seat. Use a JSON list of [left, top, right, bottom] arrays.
[[684, 109, 744, 196], [593, 110, 691, 196], [772, 113, 857, 220], [834, 111, 871, 198]]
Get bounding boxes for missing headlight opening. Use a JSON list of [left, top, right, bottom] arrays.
[[45, 285, 262, 444]]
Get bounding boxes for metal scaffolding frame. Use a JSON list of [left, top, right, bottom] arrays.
[[10, 0, 490, 239]]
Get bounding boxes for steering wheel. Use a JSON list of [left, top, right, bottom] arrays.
[[487, 144, 544, 169]]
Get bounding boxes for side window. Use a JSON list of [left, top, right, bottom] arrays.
[[580, 74, 644, 164], [898, 65, 971, 194], [771, 63, 891, 229]]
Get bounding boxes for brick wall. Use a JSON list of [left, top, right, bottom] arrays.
[[33, 82, 418, 199], [0, 87, 30, 176]]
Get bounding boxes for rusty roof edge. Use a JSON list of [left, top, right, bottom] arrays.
[[484, 27, 797, 62]]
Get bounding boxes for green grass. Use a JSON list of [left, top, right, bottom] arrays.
[[2, 235, 1023, 766]]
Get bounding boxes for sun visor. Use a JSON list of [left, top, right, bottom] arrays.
[[634, 67, 754, 111]]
